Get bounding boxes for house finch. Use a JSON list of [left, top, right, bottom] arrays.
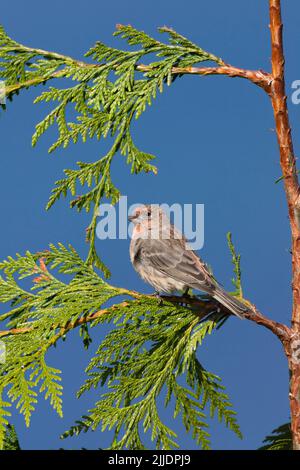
[[129, 205, 247, 319]]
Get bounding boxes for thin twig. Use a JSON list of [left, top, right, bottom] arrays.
[[138, 64, 272, 93], [4, 41, 272, 97]]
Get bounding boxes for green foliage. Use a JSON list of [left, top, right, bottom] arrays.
[[0, 394, 11, 450], [0, 24, 224, 273], [259, 422, 292, 450], [0, 245, 241, 450], [3, 424, 20, 450], [0, 244, 118, 445], [61, 295, 241, 450], [227, 232, 243, 298], [275, 167, 300, 184], [0, 24, 243, 450]]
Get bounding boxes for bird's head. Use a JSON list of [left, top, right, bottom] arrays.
[[128, 205, 176, 241], [128, 205, 163, 225]]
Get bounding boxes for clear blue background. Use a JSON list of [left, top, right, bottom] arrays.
[[1, 0, 298, 450]]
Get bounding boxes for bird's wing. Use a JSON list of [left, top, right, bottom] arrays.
[[139, 237, 215, 292]]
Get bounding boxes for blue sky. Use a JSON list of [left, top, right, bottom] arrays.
[[1, 0, 299, 450]]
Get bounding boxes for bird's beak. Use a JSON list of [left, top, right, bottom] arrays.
[[128, 215, 136, 222]]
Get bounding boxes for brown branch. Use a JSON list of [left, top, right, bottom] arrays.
[[0, 301, 131, 339], [4, 43, 272, 97], [269, 1, 300, 330], [0, 291, 291, 344], [5, 69, 66, 96], [269, 0, 300, 450], [166, 295, 291, 342], [137, 64, 272, 93], [0, 326, 32, 338]]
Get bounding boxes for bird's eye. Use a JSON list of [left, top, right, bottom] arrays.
[[147, 211, 151, 217]]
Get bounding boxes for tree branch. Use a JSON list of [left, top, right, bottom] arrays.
[[269, 0, 300, 450], [0, 17, 295, 446], [269, 2, 299, 205], [0, 290, 291, 343], [0, 326, 32, 338], [4, 44, 272, 97], [269, 0, 300, 329], [5, 69, 66, 96], [137, 64, 272, 93]]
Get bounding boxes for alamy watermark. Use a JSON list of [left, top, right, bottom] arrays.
[[0, 81, 6, 105], [291, 80, 300, 104], [96, 197, 205, 250], [0, 341, 6, 365]]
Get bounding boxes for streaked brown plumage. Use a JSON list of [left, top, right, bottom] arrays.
[[129, 205, 247, 319]]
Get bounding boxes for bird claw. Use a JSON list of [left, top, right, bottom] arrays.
[[150, 291, 164, 306], [179, 288, 192, 307]]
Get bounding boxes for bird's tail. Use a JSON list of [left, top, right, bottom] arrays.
[[213, 287, 248, 319]]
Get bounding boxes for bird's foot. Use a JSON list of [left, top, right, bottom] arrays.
[[150, 291, 164, 306], [149, 290, 160, 297], [180, 288, 193, 306]]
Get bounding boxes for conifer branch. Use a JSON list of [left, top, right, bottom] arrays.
[[4, 64, 272, 96], [268, 0, 300, 449], [1, 24, 272, 100], [0, 244, 245, 449]]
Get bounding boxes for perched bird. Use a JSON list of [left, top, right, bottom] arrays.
[[129, 205, 247, 319]]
